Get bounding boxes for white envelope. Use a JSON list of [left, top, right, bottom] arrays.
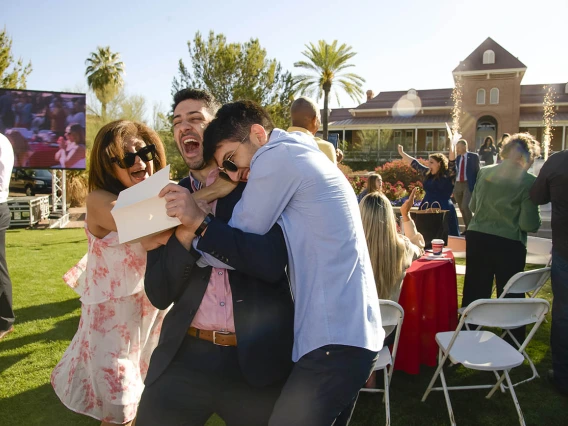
[[111, 165, 181, 244]]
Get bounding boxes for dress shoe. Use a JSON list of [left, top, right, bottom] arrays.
[[0, 326, 14, 340], [548, 370, 568, 397]]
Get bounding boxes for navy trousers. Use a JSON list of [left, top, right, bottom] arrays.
[[137, 336, 284, 426], [268, 345, 378, 426], [551, 250, 568, 392]]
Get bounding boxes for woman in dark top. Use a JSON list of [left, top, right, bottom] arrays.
[[398, 143, 460, 236], [478, 136, 497, 165], [496, 133, 510, 164]]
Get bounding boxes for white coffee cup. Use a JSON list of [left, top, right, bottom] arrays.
[[431, 239, 445, 255]]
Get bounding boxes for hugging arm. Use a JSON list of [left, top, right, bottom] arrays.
[[197, 220, 288, 284]]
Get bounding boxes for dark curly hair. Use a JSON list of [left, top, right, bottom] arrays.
[[427, 153, 449, 179], [203, 100, 274, 163], [172, 88, 220, 116]]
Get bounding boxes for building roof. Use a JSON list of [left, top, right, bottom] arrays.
[[334, 82, 567, 120], [326, 108, 352, 123], [355, 88, 453, 110], [520, 83, 568, 105], [453, 37, 526, 73], [330, 114, 452, 127]]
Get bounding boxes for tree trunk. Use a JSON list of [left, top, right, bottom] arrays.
[[101, 102, 107, 121], [322, 84, 330, 141]]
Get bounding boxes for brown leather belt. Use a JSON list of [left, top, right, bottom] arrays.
[[187, 327, 237, 347]]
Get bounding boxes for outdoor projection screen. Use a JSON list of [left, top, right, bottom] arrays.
[[0, 89, 86, 170]]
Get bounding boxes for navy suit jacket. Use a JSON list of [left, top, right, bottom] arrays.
[[456, 152, 480, 193], [144, 178, 294, 388]]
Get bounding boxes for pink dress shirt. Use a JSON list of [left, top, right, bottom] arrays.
[[189, 170, 235, 332]]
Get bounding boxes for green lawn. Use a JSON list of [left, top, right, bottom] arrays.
[[0, 229, 565, 425]]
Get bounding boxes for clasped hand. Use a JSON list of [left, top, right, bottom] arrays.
[[159, 183, 207, 231]]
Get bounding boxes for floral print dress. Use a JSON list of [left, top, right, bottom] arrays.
[[51, 228, 167, 424]]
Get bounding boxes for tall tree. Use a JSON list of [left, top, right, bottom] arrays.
[[85, 46, 124, 120], [294, 40, 365, 140], [0, 27, 32, 89], [172, 31, 295, 129], [152, 105, 188, 180]]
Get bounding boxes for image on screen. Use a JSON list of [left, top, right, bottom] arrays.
[[0, 89, 86, 170]]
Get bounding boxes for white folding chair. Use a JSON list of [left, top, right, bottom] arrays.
[[422, 298, 550, 426], [459, 268, 551, 384], [526, 236, 552, 266], [360, 300, 404, 426], [458, 267, 551, 315], [496, 267, 552, 385], [501, 267, 551, 300]]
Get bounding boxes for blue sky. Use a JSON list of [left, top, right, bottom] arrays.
[[3, 0, 567, 120]]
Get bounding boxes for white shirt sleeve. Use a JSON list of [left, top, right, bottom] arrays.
[[0, 134, 15, 201]]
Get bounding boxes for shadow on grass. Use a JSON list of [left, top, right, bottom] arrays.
[[0, 315, 80, 353], [14, 298, 80, 325], [350, 362, 567, 426], [0, 351, 33, 373], [0, 383, 96, 426], [7, 239, 86, 248]]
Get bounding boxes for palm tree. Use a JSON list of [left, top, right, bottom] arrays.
[[294, 40, 365, 140], [85, 46, 124, 119]]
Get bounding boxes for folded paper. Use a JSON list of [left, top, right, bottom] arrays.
[[111, 165, 181, 244]]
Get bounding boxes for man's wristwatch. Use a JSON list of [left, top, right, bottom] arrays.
[[194, 213, 214, 237]]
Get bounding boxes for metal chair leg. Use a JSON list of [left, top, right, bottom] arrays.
[[439, 367, 456, 426], [505, 370, 526, 426], [487, 370, 508, 399], [422, 348, 444, 402], [383, 368, 390, 426]]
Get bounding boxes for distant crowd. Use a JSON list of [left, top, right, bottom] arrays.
[[0, 90, 86, 168]]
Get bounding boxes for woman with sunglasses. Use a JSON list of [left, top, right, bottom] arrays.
[[51, 120, 169, 426]]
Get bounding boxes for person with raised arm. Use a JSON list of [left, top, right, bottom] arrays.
[[397, 136, 460, 236]]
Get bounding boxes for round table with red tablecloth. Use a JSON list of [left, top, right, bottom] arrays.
[[394, 251, 458, 374]]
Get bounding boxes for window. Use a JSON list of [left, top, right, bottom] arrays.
[[477, 88, 486, 105], [394, 131, 402, 146], [437, 130, 446, 150], [526, 128, 539, 139], [405, 130, 414, 150], [483, 50, 495, 64], [490, 88, 499, 104], [426, 131, 433, 151]]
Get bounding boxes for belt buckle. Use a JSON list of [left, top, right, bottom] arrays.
[[212, 330, 231, 346]]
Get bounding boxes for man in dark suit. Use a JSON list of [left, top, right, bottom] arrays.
[[136, 89, 294, 426], [454, 139, 480, 233]]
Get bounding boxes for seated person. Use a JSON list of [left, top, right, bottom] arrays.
[[360, 188, 424, 303]]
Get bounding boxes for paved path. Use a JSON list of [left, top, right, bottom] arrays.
[[67, 206, 86, 229]]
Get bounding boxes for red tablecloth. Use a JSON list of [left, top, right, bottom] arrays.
[[394, 251, 458, 374]]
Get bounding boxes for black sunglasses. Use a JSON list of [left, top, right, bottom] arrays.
[[112, 145, 157, 169], [218, 135, 247, 180]]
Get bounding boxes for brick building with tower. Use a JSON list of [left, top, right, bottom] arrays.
[[328, 38, 568, 168]]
